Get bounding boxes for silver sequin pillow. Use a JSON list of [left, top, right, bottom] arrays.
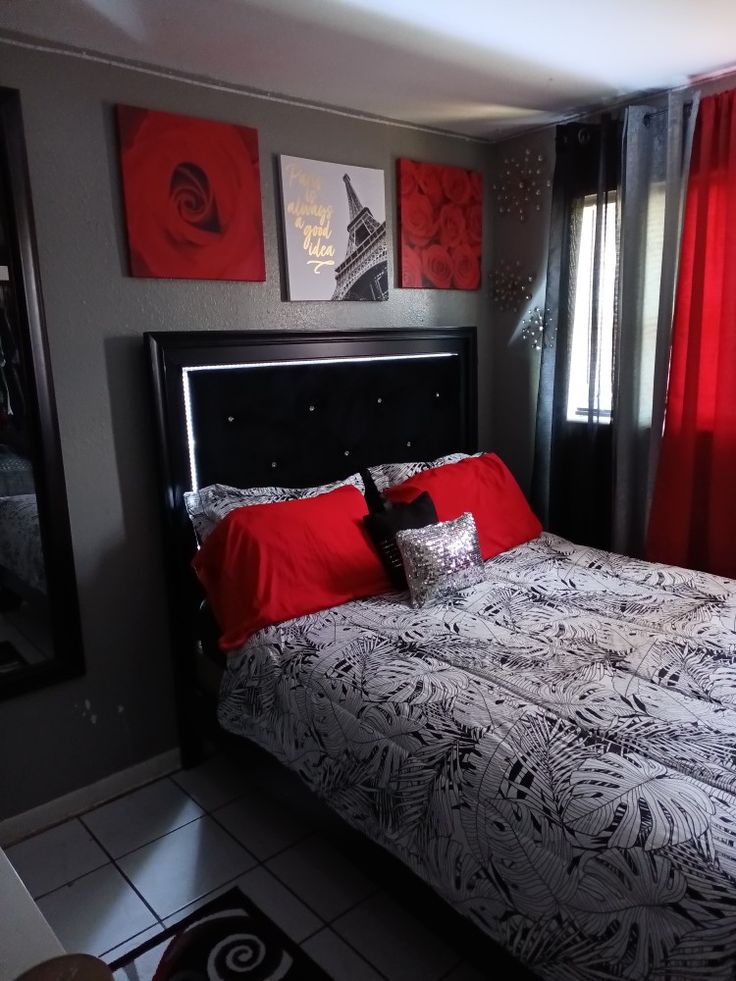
[[396, 511, 484, 607]]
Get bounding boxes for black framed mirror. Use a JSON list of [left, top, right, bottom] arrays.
[[0, 86, 84, 698]]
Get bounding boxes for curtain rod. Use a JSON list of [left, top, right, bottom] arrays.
[[643, 100, 693, 123]]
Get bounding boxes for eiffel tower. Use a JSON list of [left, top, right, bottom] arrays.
[[332, 173, 389, 301]]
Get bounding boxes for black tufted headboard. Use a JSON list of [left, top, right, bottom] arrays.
[[146, 327, 477, 761], [148, 328, 476, 503]]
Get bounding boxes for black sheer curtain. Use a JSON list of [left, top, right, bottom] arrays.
[[532, 118, 621, 549], [612, 95, 699, 558]]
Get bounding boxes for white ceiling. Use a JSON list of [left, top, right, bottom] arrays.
[[1, 0, 735, 139]]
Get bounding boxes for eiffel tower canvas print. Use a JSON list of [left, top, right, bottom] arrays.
[[279, 155, 389, 301]]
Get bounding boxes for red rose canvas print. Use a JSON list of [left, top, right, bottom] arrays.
[[116, 106, 266, 281], [397, 160, 482, 290]]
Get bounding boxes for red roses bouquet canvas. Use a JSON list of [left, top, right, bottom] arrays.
[[116, 106, 266, 281], [397, 159, 482, 290]]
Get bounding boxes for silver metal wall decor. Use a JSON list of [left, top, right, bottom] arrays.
[[520, 306, 547, 351], [490, 259, 534, 311], [492, 147, 551, 223]]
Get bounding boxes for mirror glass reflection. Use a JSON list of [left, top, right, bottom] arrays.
[[0, 86, 83, 698], [0, 260, 53, 676]]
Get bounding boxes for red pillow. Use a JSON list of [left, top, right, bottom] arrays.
[[384, 453, 541, 561], [193, 485, 390, 651]]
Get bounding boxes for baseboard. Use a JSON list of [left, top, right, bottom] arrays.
[[0, 748, 181, 847]]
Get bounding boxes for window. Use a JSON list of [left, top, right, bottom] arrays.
[[565, 194, 617, 423], [565, 183, 666, 427]]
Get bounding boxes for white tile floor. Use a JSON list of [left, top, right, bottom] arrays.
[[6, 755, 491, 980]]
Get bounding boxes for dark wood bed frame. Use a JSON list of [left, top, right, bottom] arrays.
[[146, 325, 540, 979], [147, 326, 478, 766]]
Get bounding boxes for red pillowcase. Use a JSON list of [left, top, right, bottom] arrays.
[[193, 485, 390, 651], [384, 453, 541, 561]]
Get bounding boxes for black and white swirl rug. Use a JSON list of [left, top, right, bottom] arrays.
[[109, 888, 332, 980]]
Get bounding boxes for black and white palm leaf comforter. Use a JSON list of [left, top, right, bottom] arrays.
[[0, 494, 45, 594], [218, 532, 736, 980]]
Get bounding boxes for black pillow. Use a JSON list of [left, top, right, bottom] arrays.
[[363, 492, 438, 590]]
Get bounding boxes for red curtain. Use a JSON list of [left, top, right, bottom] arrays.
[[647, 90, 736, 578]]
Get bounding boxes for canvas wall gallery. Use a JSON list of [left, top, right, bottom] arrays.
[[118, 110, 482, 301], [0, 6, 735, 981]]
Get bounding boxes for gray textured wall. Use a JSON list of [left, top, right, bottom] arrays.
[[0, 40, 493, 818], [487, 129, 555, 493]]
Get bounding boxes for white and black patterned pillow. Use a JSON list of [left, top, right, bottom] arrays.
[[368, 452, 479, 493], [184, 474, 366, 543]]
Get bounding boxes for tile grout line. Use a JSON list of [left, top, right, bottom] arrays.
[[76, 772, 321, 949], [253, 844, 392, 980], [254, 828, 315, 861], [158, 870, 253, 926], [5, 770, 184, 849], [29, 852, 110, 903], [79, 809, 204, 862], [237, 855, 331, 930], [170, 771, 249, 814], [123, 820, 323, 936], [79, 817, 166, 934], [18, 761, 464, 978], [99, 923, 165, 961], [74, 772, 257, 931], [324, 886, 383, 927], [325, 892, 406, 981], [171, 805, 389, 973], [297, 923, 393, 981], [99, 867, 389, 981], [292, 859, 466, 980], [437, 957, 466, 980], [223, 820, 378, 933], [195, 805, 393, 972], [206, 807, 316, 866], [204, 788, 452, 980], [112, 841, 258, 928], [208, 808, 394, 981]]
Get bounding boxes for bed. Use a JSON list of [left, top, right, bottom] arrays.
[[148, 328, 736, 981]]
